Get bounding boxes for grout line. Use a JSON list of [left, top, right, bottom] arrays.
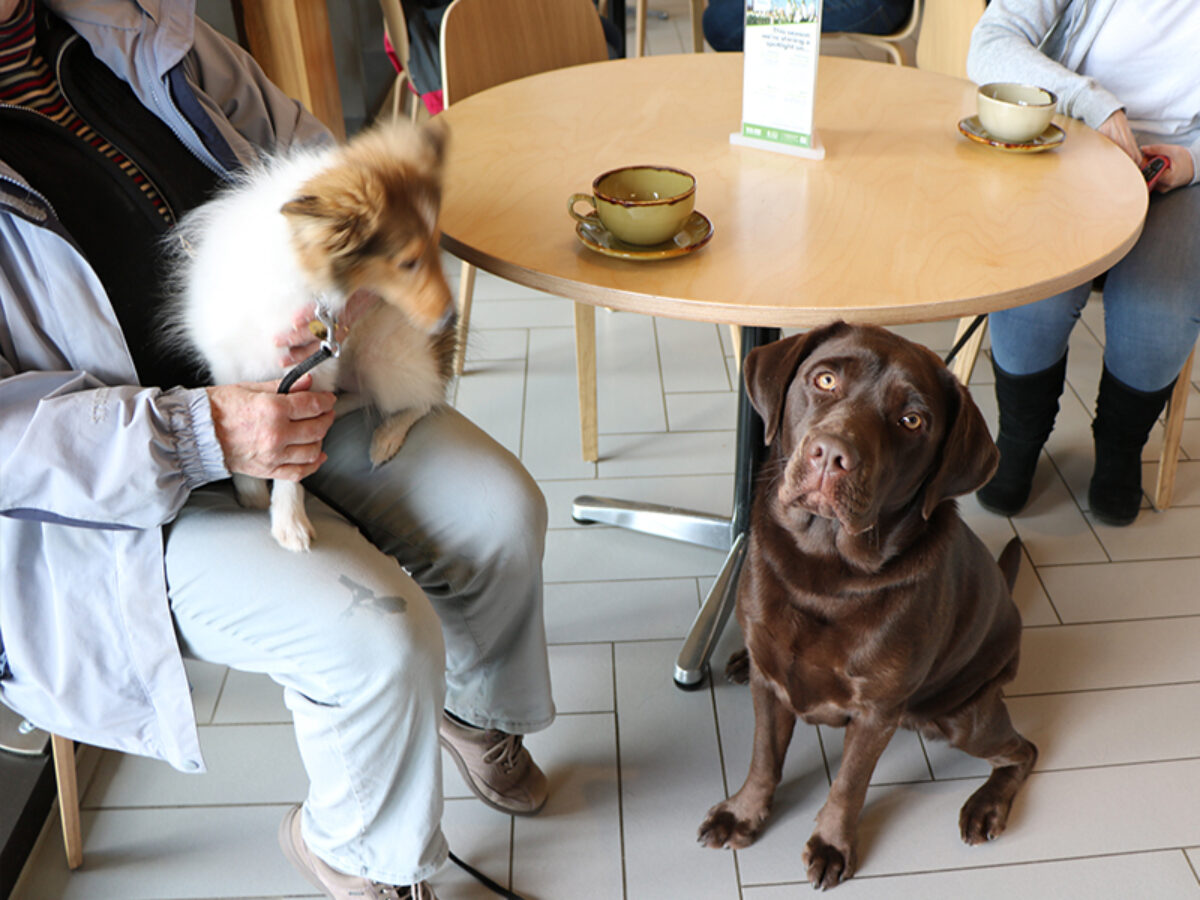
[[610, 642, 629, 900], [1184, 847, 1200, 887], [1005, 677, 1200, 699], [739, 846, 1200, 890]]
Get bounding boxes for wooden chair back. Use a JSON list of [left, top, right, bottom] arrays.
[[439, 0, 609, 106], [915, 0, 986, 78]]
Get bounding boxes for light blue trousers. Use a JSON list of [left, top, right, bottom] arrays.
[[989, 181, 1200, 393], [164, 406, 554, 885]]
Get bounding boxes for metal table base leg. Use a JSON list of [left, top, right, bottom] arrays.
[[572, 495, 733, 551], [674, 532, 746, 689]]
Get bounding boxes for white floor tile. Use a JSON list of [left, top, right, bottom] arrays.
[[544, 577, 701, 644], [83, 725, 306, 808], [616, 641, 742, 899], [1011, 617, 1200, 695], [516, 714, 624, 900], [212, 670, 291, 725], [12, 805, 312, 900], [1005, 683, 1200, 772]]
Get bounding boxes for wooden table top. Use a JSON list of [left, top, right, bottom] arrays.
[[438, 53, 1147, 327]]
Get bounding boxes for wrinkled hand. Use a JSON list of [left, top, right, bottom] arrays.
[[1097, 109, 1141, 164], [1141, 142, 1194, 193], [207, 374, 336, 481], [273, 289, 379, 367]]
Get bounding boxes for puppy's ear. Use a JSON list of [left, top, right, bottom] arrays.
[[743, 321, 848, 445], [419, 117, 449, 167], [920, 368, 999, 519]]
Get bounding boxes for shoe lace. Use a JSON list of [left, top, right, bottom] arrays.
[[481, 730, 523, 771]]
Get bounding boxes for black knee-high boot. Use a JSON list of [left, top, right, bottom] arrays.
[[1088, 367, 1175, 527], [976, 354, 1068, 517]]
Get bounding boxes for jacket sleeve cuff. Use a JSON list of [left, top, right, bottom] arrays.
[[165, 387, 230, 489]]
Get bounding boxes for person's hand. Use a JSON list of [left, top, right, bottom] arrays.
[[274, 289, 379, 367], [207, 374, 336, 481], [1140, 142, 1195, 193], [1097, 109, 1141, 164]]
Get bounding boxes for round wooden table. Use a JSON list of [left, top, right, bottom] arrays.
[[437, 52, 1149, 687], [439, 52, 1146, 327]]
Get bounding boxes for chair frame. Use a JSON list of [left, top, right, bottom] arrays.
[[438, 0, 610, 461], [834, 0, 922, 67]]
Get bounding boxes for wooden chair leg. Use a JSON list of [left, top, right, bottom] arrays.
[[729, 324, 742, 374], [634, 0, 647, 56], [574, 302, 599, 462], [949, 315, 987, 387], [1154, 347, 1195, 510], [453, 260, 476, 376], [690, 0, 705, 52], [50, 734, 82, 870]]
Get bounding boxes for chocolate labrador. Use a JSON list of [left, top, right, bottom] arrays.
[[698, 322, 1037, 889]]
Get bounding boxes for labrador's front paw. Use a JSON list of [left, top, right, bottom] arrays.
[[697, 799, 767, 850], [803, 833, 856, 890]]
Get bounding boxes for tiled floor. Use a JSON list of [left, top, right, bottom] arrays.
[[12, 8, 1200, 900]]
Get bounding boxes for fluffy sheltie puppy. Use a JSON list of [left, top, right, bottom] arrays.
[[163, 118, 455, 552]]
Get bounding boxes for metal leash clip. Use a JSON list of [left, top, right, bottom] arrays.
[[313, 301, 342, 358]]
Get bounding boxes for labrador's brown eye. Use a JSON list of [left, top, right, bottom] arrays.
[[815, 371, 837, 391], [899, 413, 923, 431], [398, 257, 420, 271]]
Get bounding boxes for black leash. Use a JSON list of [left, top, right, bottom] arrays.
[[448, 849, 526, 899], [277, 303, 341, 394], [943, 313, 987, 366]]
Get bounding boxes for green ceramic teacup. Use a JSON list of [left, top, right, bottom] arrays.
[[568, 165, 696, 246]]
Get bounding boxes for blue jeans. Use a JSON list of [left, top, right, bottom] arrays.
[[702, 0, 912, 52], [989, 181, 1200, 392]]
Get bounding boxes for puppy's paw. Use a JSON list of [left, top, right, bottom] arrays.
[[232, 474, 270, 509], [369, 430, 408, 467], [697, 802, 765, 850], [369, 411, 421, 467], [271, 509, 315, 553], [725, 647, 751, 685], [959, 786, 1013, 845], [803, 834, 855, 890]]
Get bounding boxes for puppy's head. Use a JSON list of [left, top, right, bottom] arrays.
[[744, 322, 997, 534], [280, 118, 452, 333]]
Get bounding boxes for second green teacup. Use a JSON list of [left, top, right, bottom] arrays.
[[569, 165, 696, 246]]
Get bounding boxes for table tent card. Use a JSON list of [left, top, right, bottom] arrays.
[[731, 0, 825, 159]]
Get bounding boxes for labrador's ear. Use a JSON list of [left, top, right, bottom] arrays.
[[743, 321, 850, 446], [920, 367, 999, 519]]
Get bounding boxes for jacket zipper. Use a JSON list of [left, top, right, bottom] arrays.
[[52, 32, 179, 224]]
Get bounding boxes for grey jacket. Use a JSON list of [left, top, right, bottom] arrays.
[[968, 0, 1200, 185], [0, 0, 330, 771]]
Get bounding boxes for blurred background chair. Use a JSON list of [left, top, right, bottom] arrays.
[[379, 0, 422, 122], [627, 0, 705, 57], [439, 0, 610, 461], [834, 0, 922, 66], [916, 0, 985, 77]]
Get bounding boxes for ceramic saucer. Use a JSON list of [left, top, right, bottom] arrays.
[[958, 115, 1066, 153], [575, 210, 714, 260]]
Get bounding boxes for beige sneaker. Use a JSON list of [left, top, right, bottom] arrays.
[[278, 805, 437, 900], [439, 713, 548, 815]]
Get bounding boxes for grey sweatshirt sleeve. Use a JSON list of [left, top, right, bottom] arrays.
[[966, 0, 1124, 131]]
